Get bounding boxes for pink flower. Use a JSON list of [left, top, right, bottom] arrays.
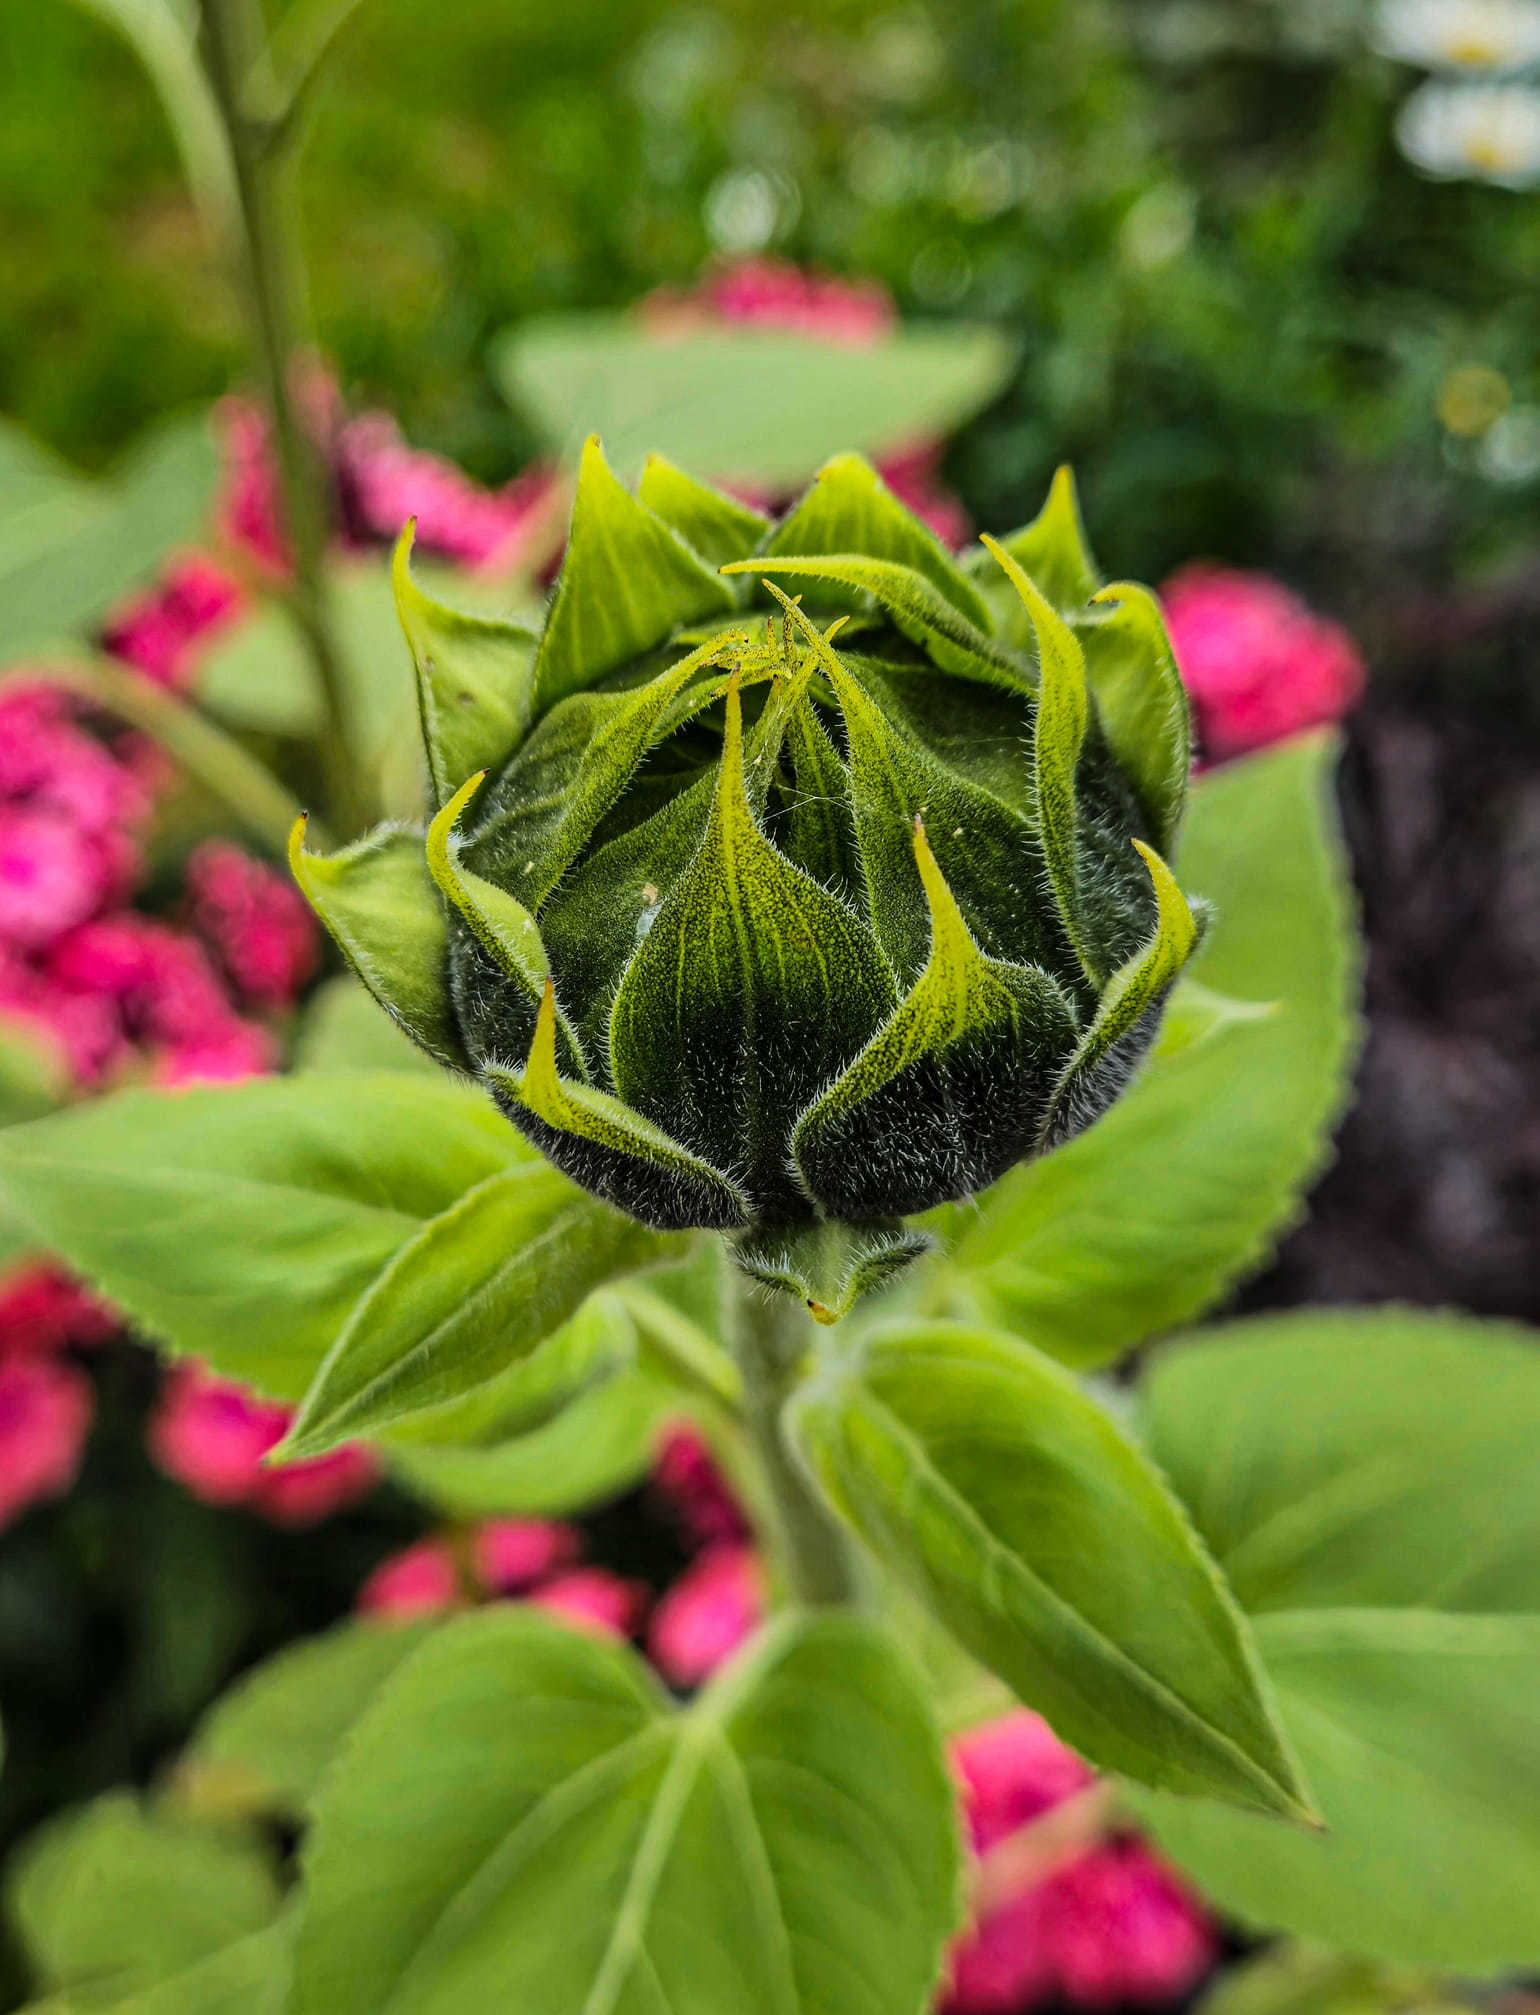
[[0, 1355, 93, 1528], [1160, 564, 1365, 765], [877, 441, 972, 551], [0, 1263, 117, 1359], [147, 1361, 377, 1526], [647, 1544, 764, 1687], [652, 1424, 750, 1548], [336, 412, 560, 574], [943, 1714, 1216, 2013], [183, 841, 318, 1010], [214, 381, 559, 579], [1035, 1841, 1217, 2007], [470, 1517, 581, 1595], [48, 914, 275, 1086], [255, 1442, 381, 1529], [529, 1567, 648, 1640], [357, 1537, 463, 1620], [0, 806, 113, 948], [101, 554, 247, 692], [645, 258, 896, 346]]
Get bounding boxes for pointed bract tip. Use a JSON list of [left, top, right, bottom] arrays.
[[807, 1299, 840, 1326], [287, 812, 310, 879]]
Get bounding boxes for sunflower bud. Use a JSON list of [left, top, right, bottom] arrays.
[[294, 442, 1201, 1287]]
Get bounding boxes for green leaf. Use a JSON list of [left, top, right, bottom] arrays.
[[0, 1014, 71, 1126], [725, 554, 1026, 693], [1141, 1307, 1540, 1621], [609, 673, 893, 1217], [788, 1321, 1312, 1819], [0, 411, 217, 660], [792, 817, 1077, 1218], [0, 1075, 524, 1401], [80, 1919, 293, 2015], [949, 732, 1359, 1369], [182, 1619, 435, 1820], [531, 436, 734, 714], [290, 819, 469, 1072], [495, 313, 1016, 487], [293, 976, 439, 1076], [383, 1287, 639, 1451], [283, 1162, 676, 1453], [636, 454, 768, 570], [393, 525, 539, 802], [387, 1359, 678, 1519], [1194, 1942, 1455, 2015], [1136, 1609, 1540, 1971], [291, 1606, 960, 2015], [8, 1793, 280, 2006], [765, 454, 991, 627], [1079, 583, 1191, 855]]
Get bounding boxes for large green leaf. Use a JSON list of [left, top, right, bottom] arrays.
[[495, 315, 1017, 487], [0, 1076, 524, 1401], [1136, 1608, 1540, 1971], [291, 1607, 960, 2015], [946, 731, 1359, 1368], [0, 412, 217, 660], [387, 1359, 678, 1519], [7, 1794, 281, 2008], [787, 1321, 1310, 1818], [1141, 1309, 1540, 1616], [283, 1162, 673, 1453], [181, 1620, 436, 1821], [293, 977, 440, 1077]]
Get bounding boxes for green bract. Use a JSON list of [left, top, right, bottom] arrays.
[[294, 442, 1198, 1294]]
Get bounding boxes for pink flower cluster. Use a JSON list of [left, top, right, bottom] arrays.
[[0, 1262, 115, 1530], [1160, 564, 1366, 765], [147, 1361, 379, 1528], [214, 378, 560, 584], [641, 258, 972, 549], [944, 1714, 1216, 2012], [105, 383, 560, 697], [356, 1517, 646, 1640], [0, 681, 301, 1089]]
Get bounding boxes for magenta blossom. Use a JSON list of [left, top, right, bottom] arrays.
[[357, 1537, 463, 1620], [0, 1262, 117, 1359], [652, 1423, 751, 1549], [943, 1712, 1216, 2014], [0, 1355, 93, 1530], [647, 1544, 765, 1688], [101, 553, 248, 693], [183, 841, 319, 1011], [470, 1516, 581, 1595], [1160, 564, 1365, 765], [529, 1567, 649, 1641], [147, 1361, 378, 1528]]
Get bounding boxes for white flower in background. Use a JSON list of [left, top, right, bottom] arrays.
[[1374, 0, 1540, 73], [1395, 77, 1540, 182]]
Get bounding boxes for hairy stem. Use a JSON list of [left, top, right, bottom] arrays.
[[199, 0, 367, 836], [731, 1279, 857, 1607]]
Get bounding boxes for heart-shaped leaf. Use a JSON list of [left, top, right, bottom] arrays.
[[291, 1606, 961, 2015]]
